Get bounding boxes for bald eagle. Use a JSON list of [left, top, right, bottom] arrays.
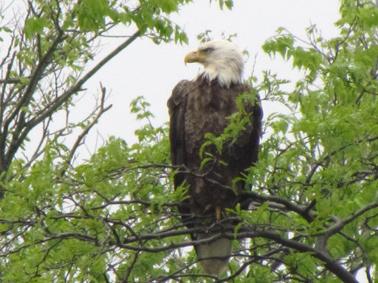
[[168, 40, 262, 275]]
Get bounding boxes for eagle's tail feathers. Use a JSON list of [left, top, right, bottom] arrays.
[[195, 235, 231, 276]]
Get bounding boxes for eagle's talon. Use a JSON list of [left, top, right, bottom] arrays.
[[216, 207, 221, 223]]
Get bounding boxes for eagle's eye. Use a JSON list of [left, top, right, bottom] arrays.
[[201, 47, 214, 53]]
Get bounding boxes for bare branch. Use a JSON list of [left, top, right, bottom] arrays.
[[59, 83, 112, 176], [320, 202, 378, 237], [25, 30, 141, 131]]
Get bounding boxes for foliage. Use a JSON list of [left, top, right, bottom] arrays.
[[0, 97, 183, 282], [0, 0, 377, 282], [247, 0, 378, 281], [0, 0, 196, 180]]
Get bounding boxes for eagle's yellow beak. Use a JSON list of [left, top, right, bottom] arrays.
[[184, 50, 206, 64]]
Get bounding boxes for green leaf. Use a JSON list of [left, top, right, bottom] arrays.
[[77, 0, 110, 31], [262, 34, 294, 59], [24, 17, 49, 39]]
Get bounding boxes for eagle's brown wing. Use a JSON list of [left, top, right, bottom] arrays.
[[167, 80, 191, 184], [167, 80, 193, 226], [230, 92, 263, 170], [227, 90, 263, 208]]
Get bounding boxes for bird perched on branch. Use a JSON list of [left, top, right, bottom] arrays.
[[168, 40, 262, 276]]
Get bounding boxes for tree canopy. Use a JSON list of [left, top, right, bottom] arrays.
[[0, 0, 377, 282]]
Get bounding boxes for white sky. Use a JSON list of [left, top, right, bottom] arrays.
[[80, 0, 340, 150]]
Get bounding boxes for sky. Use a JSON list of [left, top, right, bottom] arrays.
[[0, 0, 344, 155], [79, 0, 341, 151]]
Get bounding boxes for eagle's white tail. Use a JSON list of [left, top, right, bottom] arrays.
[[195, 235, 232, 276]]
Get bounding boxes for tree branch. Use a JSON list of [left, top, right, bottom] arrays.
[[24, 30, 141, 131], [3, 31, 141, 169], [320, 201, 378, 237]]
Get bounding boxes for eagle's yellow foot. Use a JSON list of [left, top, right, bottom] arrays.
[[215, 206, 221, 223]]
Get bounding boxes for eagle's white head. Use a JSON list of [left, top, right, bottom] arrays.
[[184, 40, 244, 88]]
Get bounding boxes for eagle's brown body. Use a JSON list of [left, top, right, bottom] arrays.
[[168, 74, 262, 275]]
